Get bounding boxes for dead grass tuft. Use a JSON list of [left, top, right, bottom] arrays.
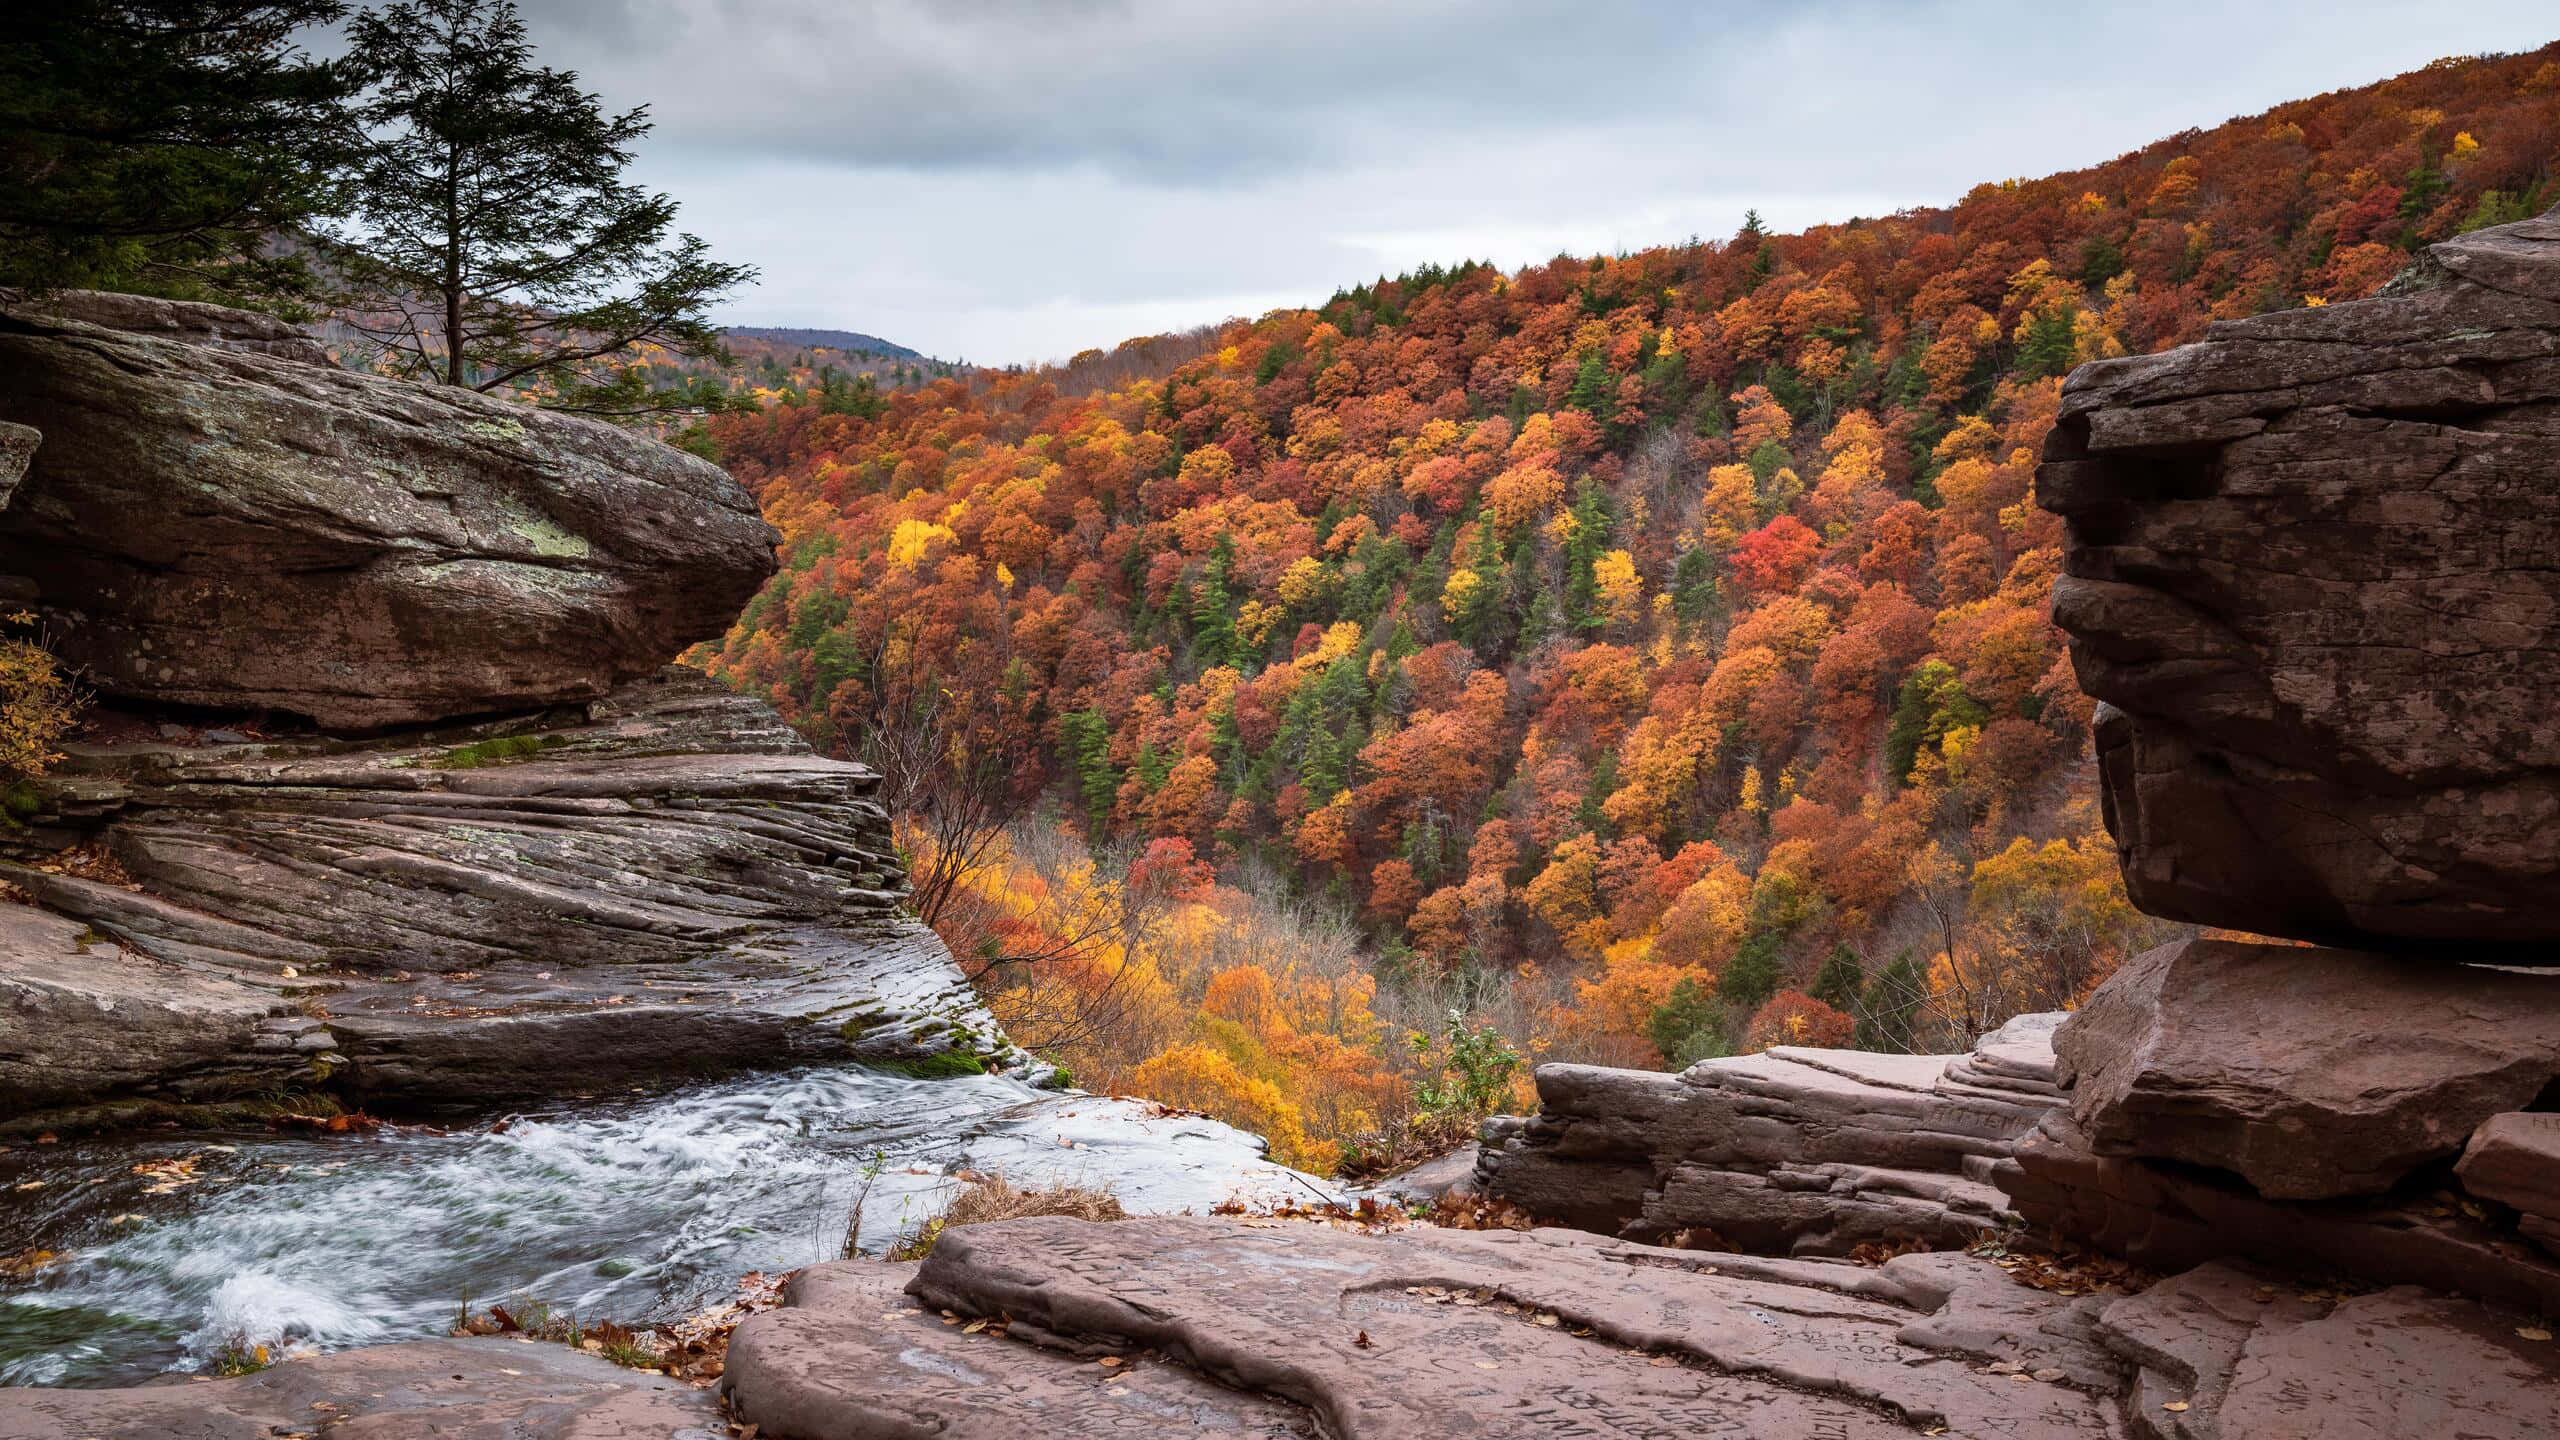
[[890, 1172, 1128, 1260]]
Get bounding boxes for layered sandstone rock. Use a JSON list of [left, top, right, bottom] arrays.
[[1476, 1012, 2066, 1251], [2037, 209, 2560, 952], [2056, 939, 2560, 1200], [717, 1215, 2560, 1440], [0, 296, 777, 728], [0, 669, 1023, 1128]]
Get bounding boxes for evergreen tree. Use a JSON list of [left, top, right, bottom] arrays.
[[1810, 944, 1864, 1013], [329, 0, 754, 414], [0, 1, 357, 302]]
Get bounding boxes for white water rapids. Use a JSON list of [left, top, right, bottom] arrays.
[[0, 1066, 1324, 1386]]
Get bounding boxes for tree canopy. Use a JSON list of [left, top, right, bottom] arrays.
[[329, 0, 755, 414], [0, 1, 356, 304]]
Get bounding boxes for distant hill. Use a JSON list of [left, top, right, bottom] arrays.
[[724, 325, 921, 360]]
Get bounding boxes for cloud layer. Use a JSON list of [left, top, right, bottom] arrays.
[[510, 1, 2560, 363]]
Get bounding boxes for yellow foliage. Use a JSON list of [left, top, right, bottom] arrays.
[[886, 518, 957, 570]]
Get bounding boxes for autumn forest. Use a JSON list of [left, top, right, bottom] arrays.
[[691, 47, 2560, 1172]]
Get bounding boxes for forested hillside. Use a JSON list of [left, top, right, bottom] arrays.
[[698, 47, 2560, 1168]]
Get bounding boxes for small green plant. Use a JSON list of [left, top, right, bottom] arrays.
[[874, 1051, 987, 1080], [1412, 1010, 1524, 1122], [597, 1337, 660, 1370], [209, 1332, 271, 1376], [839, 1148, 890, 1259], [436, 733, 566, 768]]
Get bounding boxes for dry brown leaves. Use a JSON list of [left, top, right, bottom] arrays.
[[1966, 1235, 2157, 1298], [454, 1270, 790, 1389], [32, 843, 139, 891]]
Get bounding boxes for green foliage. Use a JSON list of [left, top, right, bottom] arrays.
[[1410, 1010, 1522, 1122], [874, 1051, 989, 1080], [0, 1, 357, 303], [435, 732, 564, 768], [1810, 944, 1865, 1013], [1060, 706, 1119, 831], [1646, 977, 1731, 1069], [329, 0, 754, 415], [1885, 660, 1986, 783]]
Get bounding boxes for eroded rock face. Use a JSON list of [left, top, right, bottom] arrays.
[[0, 298, 777, 728], [2057, 939, 2560, 1201], [2038, 208, 2560, 951], [1477, 1012, 2066, 1252], [0, 669, 1025, 1126]]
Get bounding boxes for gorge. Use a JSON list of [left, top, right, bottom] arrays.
[[2, 101, 2559, 1440]]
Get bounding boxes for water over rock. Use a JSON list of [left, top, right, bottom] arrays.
[[0, 293, 778, 729]]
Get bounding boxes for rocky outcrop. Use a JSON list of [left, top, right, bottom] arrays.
[[0, 1336, 721, 1439], [2056, 939, 2560, 1200], [1991, 208, 2560, 1337], [0, 668, 1024, 1129], [0, 295, 777, 728], [1476, 1012, 2065, 1251], [2037, 209, 2560, 952], [717, 1215, 2560, 1439]]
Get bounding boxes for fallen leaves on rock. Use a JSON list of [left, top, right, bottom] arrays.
[[1, 1247, 62, 1280], [1965, 1234, 2157, 1298]]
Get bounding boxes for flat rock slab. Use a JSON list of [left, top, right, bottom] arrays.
[[0, 1336, 722, 1439], [2058, 939, 2560, 1200], [857, 1217, 2124, 1439], [727, 1259, 1319, 1438]]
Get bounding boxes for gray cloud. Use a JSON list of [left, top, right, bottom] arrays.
[[490, 0, 2558, 362]]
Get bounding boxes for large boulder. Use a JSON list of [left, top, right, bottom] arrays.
[[2037, 208, 2560, 952], [2056, 939, 2560, 1201], [0, 297, 777, 728]]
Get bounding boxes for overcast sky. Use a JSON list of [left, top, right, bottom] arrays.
[[510, 1, 2558, 366]]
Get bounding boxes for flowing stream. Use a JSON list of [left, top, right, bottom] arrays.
[[0, 1066, 1320, 1387]]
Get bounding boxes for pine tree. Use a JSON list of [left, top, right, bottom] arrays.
[[329, 0, 754, 414], [0, 1, 357, 302]]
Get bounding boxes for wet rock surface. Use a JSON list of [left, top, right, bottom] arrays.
[[0, 1336, 724, 1439], [1478, 1012, 2064, 1251], [2037, 209, 2560, 952], [2056, 939, 2560, 1200], [0, 295, 777, 728], [724, 1214, 2560, 1439], [0, 669, 1026, 1128]]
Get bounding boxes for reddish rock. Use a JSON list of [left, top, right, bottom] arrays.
[[2461, 1112, 2560, 1222], [1998, 1111, 2560, 1316], [0, 299, 776, 728], [885, 1216, 2120, 1439], [0, 1336, 721, 1439], [1478, 1012, 2064, 1251], [2056, 939, 2560, 1200], [2038, 208, 2560, 952]]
